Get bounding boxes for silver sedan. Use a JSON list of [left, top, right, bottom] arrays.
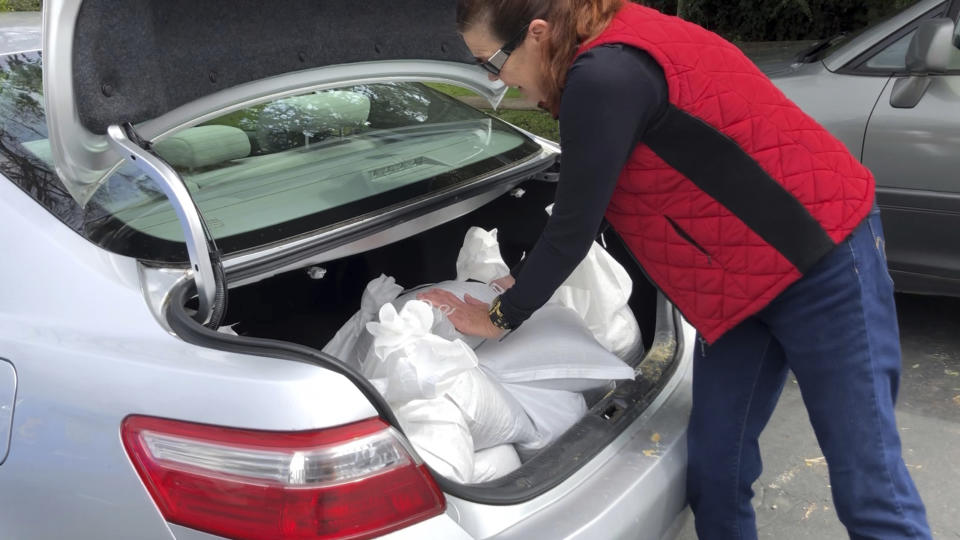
[[765, 0, 960, 297]]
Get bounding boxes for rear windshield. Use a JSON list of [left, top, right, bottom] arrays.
[[0, 52, 541, 262]]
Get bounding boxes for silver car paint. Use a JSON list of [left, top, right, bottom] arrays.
[[770, 61, 891, 158], [864, 73, 960, 194], [0, 177, 380, 538]]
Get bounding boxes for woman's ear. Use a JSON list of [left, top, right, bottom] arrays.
[[527, 19, 550, 43]]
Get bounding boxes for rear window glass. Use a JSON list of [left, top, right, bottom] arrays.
[[88, 83, 540, 260], [0, 53, 540, 262]]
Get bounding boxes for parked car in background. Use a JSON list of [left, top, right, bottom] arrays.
[[0, 2, 692, 539], [763, 0, 960, 297]]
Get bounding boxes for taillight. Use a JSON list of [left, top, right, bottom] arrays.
[[121, 415, 444, 540]]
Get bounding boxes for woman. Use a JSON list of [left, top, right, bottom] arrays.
[[418, 0, 931, 538]]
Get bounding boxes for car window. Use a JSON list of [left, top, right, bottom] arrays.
[[865, 30, 917, 69], [864, 27, 960, 70], [87, 83, 540, 260], [863, 10, 960, 72], [2, 57, 541, 262]]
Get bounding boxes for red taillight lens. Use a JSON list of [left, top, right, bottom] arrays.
[[121, 415, 444, 540]]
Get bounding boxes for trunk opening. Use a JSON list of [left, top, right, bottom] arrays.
[[168, 177, 682, 503]]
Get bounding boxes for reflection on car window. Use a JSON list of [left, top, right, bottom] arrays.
[[0, 52, 93, 234], [865, 30, 916, 70], [865, 27, 960, 71], [89, 82, 540, 260]]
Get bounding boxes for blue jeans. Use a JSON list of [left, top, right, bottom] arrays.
[[686, 208, 931, 539]]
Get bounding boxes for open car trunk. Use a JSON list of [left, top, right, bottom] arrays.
[[165, 175, 682, 504]]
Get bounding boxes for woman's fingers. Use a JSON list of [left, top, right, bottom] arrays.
[[416, 289, 465, 312]]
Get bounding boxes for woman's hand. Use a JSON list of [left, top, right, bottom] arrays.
[[491, 274, 516, 293], [416, 289, 504, 339]]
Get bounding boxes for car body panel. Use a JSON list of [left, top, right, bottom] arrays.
[[0, 174, 380, 539], [0, 359, 15, 464], [863, 73, 960, 293], [770, 61, 890, 158], [168, 514, 475, 540]]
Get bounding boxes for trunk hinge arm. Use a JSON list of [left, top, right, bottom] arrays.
[[106, 123, 220, 326]]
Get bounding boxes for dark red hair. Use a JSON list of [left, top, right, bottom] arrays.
[[457, 0, 624, 113]]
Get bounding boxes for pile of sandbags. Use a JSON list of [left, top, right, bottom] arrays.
[[323, 223, 643, 482]]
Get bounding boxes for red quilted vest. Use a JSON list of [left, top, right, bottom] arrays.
[[577, 3, 875, 343]]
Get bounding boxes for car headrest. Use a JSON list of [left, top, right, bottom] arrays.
[[153, 124, 252, 169], [258, 90, 371, 136]]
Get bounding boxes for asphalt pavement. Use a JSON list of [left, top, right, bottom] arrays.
[[678, 293, 960, 539]]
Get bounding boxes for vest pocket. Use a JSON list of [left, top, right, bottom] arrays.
[[665, 216, 711, 260]]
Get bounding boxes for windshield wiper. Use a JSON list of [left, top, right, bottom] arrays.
[[795, 32, 847, 63]]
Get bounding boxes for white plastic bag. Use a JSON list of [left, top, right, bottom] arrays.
[[543, 205, 643, 360], [322, 275, 403, 369], [472, 444, 522, 483], [362, 301, 477, 403], [394, 396, 475, 483], [500, 382, 588, 459], [446, 369, 538, 451], [477, 305, 635, 392], [549, 243, 643, 360], [456, 227, 511, 284], [453, 222, 643, 360]]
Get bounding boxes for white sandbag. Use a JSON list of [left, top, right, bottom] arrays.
[[542, 205, 643, 360], [500, 382, 588, 459], [391, 280, 499, 349], [549, 242, 643, 361], [446, 369, 537, 451], [454, 221, 643, 360], [471, 444, 522, 483], [322, 274, 403, 369], [456, 227, 511, 284], [363, 301, 477, 403], [477, 304, 635, 392], [394, 396, 475, 484]]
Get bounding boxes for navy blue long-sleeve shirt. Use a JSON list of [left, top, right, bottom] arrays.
[[499, 44, 669, 327]]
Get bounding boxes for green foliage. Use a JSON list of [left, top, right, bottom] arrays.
[[638, 0, 919, 41], [425, 82, 523, 100], [484, 109, 560, 142]]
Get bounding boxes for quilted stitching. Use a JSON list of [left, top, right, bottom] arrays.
[[579, 4, 875, 343]]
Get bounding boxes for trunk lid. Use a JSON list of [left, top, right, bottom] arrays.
[[42, 0, 503, 205]]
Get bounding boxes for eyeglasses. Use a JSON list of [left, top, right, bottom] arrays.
[[476, 25, 529, 76]]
